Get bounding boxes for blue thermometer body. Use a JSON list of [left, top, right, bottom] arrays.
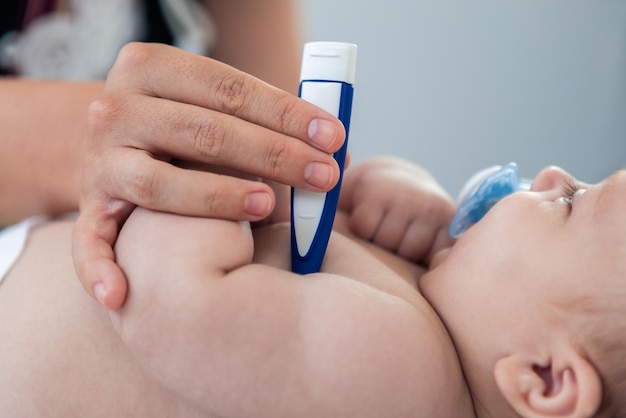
[[291, 42, 357, 274]]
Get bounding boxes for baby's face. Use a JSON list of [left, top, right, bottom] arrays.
[[420, 167, 626, 370]]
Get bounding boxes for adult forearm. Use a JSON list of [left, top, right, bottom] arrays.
[[204, 0, 302, 94], [0, 79, 102, 226]]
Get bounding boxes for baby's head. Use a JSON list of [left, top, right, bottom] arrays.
[[421, 166, 626, 418]]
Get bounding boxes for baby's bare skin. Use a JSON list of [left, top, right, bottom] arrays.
[[0, 212, 472, 417], [112, 208, 472, 417], [0, 220, 206, 417]]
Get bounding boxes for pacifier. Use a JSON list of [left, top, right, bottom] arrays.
[[449, 162, 531, 238]]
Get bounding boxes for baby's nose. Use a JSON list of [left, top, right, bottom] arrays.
[[531, 166, 573, 193]]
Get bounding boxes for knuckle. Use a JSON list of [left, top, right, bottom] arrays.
[[206, 190, 221, 215], [202, 178, 246, 219], [87, 96, 123, 139], [107, 43, 158, 89], [112, 42, 152, 73], [189, 115, 228, 158], [274, 94, 301, 134], [125, 167, 161, 207], [202, 184, 225, 217], [264, 140, 290, 179], [214, 73, 251, 115]]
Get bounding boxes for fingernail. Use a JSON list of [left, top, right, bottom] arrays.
[[93, 282, 106, 305], [308, 119, 339, 151], [304, 162, 334, 189], [245, 192, 272, 217]]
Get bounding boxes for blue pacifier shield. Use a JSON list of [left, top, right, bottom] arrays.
[[449, 162, 531, 238]]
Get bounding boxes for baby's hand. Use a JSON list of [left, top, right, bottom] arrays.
[[339, 157, 456, 266]]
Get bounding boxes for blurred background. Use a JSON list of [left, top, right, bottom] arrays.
[[299, 0, 626, 197]]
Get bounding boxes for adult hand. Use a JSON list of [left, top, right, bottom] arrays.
[[73, 42, 346, 310]]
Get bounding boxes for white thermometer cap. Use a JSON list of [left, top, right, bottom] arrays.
[[300, 41, 357, 85]]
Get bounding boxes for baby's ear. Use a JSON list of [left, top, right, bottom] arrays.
[[493, 347, 602, 418]]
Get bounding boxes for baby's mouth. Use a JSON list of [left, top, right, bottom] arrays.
[[449, 163, 531, 238]]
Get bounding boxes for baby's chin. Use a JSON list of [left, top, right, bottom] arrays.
[[418, 247, 451, 298], [429, 247, 451, 270]]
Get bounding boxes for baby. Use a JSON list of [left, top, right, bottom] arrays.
[[1, 157, 623, 417], [421, 163, 626, 418], [110, 157, 468, 417], [111, 157, 626, 417]]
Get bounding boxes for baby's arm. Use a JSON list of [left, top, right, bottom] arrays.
[[340, 157, 456, 266], [112, 207, 466, 417]]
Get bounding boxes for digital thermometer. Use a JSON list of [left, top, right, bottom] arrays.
[[291, 41, 357, 274]]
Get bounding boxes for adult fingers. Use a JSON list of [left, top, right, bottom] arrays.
[[106, 43, 346, 154], [89, 94, 340, 192], [95, 149, 278, 219], [73, 165, 274, 311], [72, 206, 131, 310]]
